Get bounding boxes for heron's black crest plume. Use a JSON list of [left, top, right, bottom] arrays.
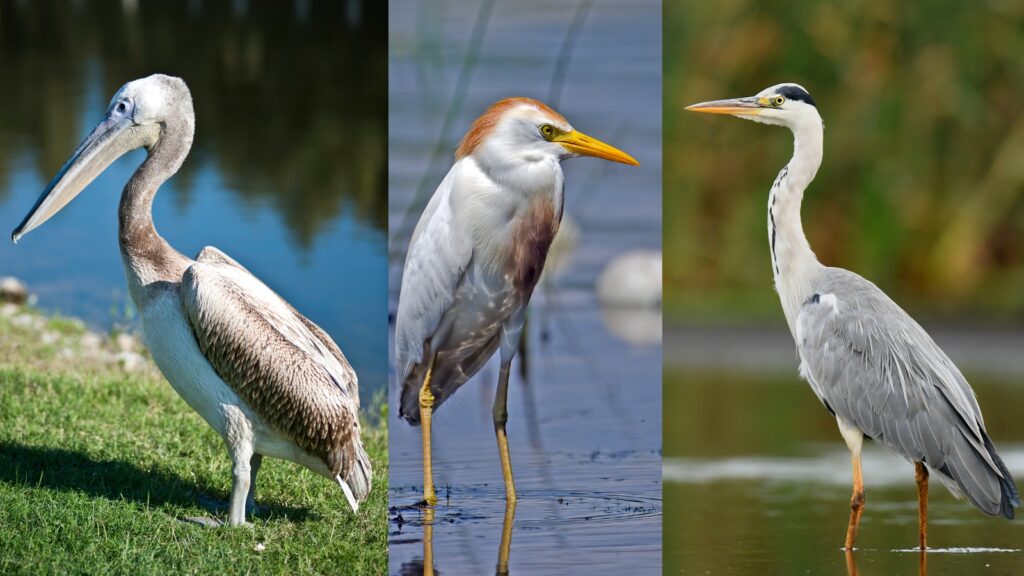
[[778, 85, 816, 107]]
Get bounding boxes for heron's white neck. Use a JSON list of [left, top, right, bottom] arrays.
[[769, 117, 824, 335]]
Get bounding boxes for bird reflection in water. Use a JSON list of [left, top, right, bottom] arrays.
[[844, 549, 927, 576], [400, 501, 517, 575]]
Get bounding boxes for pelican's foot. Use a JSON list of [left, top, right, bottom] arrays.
[[197, 494, 266, 516], [180, 516, 224, 528]]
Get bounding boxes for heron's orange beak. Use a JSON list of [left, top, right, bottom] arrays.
[[685, 97, 764, 116], [556, 130, 639, 166]]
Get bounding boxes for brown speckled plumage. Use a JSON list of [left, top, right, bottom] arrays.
[[181, 247, 363, 479]]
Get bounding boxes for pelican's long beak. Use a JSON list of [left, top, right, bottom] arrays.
[[556, 130, 639, 166], [11, 113, 138, 243], [685, 97, 764, 116]]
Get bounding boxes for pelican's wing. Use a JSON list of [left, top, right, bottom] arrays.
[[180, 247, 364, 479], [394, 163, 473, 388], [796, 267, 1018, 517]]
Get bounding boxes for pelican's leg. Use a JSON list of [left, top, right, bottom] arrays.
[[420, 354, 438, 506], [845, 450, 865, 550], [227, 446, 254, 526], [246, 453, 264, 514], [915, 462, 929, 551], [493, 359, 517, 503]]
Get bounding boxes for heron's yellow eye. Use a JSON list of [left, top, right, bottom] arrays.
[[540, 124, 556, 139], [773, 96, 785, 107]]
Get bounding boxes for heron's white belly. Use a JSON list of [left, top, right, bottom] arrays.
[[139, 292, 330, 476]]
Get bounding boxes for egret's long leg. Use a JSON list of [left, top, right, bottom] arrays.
[[845, 451, 865, 550], [420, 354, 438, 506], [915, 462, 929, 551], [497, 500, 516, 575], [493, 359, 517, 503]]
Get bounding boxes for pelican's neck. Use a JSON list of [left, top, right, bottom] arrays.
[[769, 118, 824, 335], [118, 117, 194, 304]]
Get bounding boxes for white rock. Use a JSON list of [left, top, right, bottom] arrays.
[[596, 250, 662, 308], [0, 277, 28, 305]]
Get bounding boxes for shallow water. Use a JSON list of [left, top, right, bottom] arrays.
[[0, 1, 387, 402], [388, 0, 662, 573], [663, 353, 1024, 575]]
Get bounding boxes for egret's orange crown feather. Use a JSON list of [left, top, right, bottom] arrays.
[[455, 97, 568, 160]]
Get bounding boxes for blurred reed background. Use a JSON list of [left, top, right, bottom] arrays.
[[665, 0, 1024, 323], [664, 3, 1024, 574]]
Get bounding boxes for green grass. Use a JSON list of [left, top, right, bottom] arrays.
[[0, 306, 387, 574]]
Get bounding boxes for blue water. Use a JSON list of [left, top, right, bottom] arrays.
[[0, 73, 387, 405]]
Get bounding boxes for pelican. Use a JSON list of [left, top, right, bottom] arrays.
[[12, 74, 371, 526], [687, 83, 1019, 549], [396, 97, 639, 505]]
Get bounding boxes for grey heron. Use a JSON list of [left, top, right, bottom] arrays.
[[396, 97, 638, 506], [687, 83, 1019, 550], [12, 74, 371, 526]]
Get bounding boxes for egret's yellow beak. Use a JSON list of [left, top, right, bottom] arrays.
[[556, 130, 639, 166], [685, 97, 764, 116]]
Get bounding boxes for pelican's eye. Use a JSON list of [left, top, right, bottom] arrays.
[[773, 95, 786, 107], [539, 124, 556, 140]]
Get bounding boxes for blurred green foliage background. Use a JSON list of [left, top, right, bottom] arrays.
[[665, 0, 1024, 324]]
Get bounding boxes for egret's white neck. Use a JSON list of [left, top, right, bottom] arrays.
[[769, 116, 824, 335]]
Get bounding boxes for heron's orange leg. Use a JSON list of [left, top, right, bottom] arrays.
[[420, 354, 438, 506], [845, 451, 865, 550], [844, 548, 859, 576], [493, 360, 517, 503], [916, 462, 929, 551]]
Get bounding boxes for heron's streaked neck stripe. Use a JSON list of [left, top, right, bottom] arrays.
[[769, 118, 824, 335]]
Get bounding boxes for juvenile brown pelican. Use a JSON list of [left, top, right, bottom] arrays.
[[12, 74, 371, 526]]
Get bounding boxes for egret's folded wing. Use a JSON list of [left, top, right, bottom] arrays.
[[181, 246, 361, 476], [395, 163, 474, 386]]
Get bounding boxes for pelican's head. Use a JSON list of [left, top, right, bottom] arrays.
[[456, 97, 639, 169], [686, 83, 820, 131], [12, 74, 193, 243]]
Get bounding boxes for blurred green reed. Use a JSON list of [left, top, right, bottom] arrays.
[[665, 1, 1024, 323]]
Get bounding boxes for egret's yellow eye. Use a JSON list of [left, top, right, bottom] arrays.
[[773, 96, 785, 107], [540, 124, 556, 139]]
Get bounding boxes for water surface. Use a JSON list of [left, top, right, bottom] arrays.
[[664, 330, 1024, 575]]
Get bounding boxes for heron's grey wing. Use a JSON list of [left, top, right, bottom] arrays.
[[395, 164, 473, 389], [797, 268, 1018, 517], [181, 247, 365, 480]]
